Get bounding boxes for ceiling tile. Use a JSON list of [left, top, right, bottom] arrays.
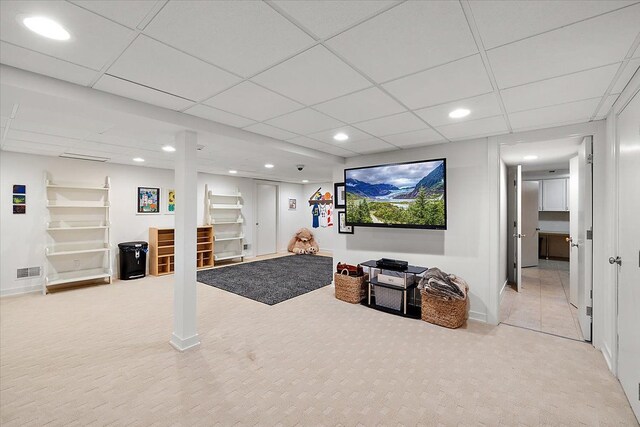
[[326, 1, 477, 82], [183, 104, 256, 128], [415, 93, 502, 127], [501, 63, 620, 113], [143, 1, 315, 77], [251, 45, 371, 105], [354, 112, 427, 137], [0, 41, 98, 86], [382, 55, 493, 109], [488, 4, 640, 88], [382, 128, 445, 147], [265, 108, 344, 135], [243, 123, 298, 141], [94, 75, 194, 111], [313, 87, 405, 123], [508, 98, 601, 131], [69, 0, 157, 29], [471, 1, 636, 49], [287, 136, 356, 157], [594, 94, 620, 119], [0, 0, 135, 70], [272, 1, 397, 39], [307, 126, 371, 144], [107, 35, 240, 101], [342, 137, 397, 154], [203, 81, 303, 122], [435, 115, 508, 140], [610, 58, 640, 94]]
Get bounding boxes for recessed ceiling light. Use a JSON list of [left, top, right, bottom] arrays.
[[523, 155, 538, 160], [22, 16, 70, 41], [449, 108, 470, 119], [229, 170, 238, 174], [264, 163, 274, 168], [333, 132, 349, 142], [302, 179, 309, 183], [162, 145, 176, 152], [133, 157, 145, 162]]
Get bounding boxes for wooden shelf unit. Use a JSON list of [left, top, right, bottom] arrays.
[[149, 226, 214, 276]]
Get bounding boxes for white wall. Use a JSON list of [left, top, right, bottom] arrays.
[[332, 138, 495, 323], [499, 160, 508, 295], [0, 151, 310, 295]]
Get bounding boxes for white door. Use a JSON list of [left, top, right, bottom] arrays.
[[514, 165, 523, 292], [569, 156, 579, 307], [577, 137, 593, 341], [521, 181, 539, 267], [256, 184, 277, 256], [615, 92, 640, 419]]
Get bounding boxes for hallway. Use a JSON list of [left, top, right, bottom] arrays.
[[501, 260, 584, 341]]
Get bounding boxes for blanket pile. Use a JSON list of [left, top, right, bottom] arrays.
[[417, 267, 467, 300]]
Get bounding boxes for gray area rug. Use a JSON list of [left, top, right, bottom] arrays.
[[197, 255, 333, 305]]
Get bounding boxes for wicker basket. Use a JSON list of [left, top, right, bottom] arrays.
[[334, 273, 367, 304], [421, 284, 469, 328]]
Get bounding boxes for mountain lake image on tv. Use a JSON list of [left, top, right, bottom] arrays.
[[344, 159, 446, 229]]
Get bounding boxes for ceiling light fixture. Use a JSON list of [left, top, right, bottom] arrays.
[[449, 108, 470, 119], [333, 132, 349, 142], [302, 179, 309, 183], [229, 170, 238, 174], [264, 163, 274, 168], [523, 155, 538, 160], [162, 145, 176, 152], [22, 16, 70, 41], [133, 157, 145, 162]]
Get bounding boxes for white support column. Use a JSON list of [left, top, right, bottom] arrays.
[[170, 130, 200, 351]]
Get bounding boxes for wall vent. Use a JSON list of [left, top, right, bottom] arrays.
[[17, 266, 41, 279]]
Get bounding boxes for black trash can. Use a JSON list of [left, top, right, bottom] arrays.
[[118, 241, 148, 280]]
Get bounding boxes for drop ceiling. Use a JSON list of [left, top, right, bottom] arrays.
[[1, 0, 639, 177]]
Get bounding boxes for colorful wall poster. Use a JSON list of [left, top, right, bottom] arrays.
[[137, 187, 160, 214]]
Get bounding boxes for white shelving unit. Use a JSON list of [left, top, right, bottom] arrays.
[[43, 174, 112, 294], [205, 184, 245, 263]]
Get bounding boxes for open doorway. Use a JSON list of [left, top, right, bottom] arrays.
[[499, 137, 593, 341]]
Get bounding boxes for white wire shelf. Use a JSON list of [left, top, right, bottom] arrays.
[[45, 268, 112, 287]]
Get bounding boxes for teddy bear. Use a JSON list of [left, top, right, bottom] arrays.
[[287, 228, 320, 255]]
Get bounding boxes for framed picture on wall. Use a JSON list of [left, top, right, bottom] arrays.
[[289, 198, 297, 210], [166, 188, 176, 214], [334, 182, 346, 208], [137, 187, 160, 214], [337, 211, 353, 234]]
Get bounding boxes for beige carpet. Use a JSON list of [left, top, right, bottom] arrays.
[[1, 267, 636, 426]]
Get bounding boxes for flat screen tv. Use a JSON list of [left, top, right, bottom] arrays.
[[344, 158, 446, 230]]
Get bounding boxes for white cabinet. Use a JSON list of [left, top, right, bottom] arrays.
[[540, 178, 568, 211], [204, 184, 245, 263], [44, 174, 112, 294]]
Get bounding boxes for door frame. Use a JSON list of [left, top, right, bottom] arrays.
[[254, 181, 279, 257]]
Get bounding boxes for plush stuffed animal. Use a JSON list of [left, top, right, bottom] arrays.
[[287, 228, 320, 255]]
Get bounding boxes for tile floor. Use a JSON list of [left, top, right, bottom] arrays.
[[500, 259, 584, 341]]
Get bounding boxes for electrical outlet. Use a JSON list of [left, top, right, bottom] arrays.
[[243, 243, 249, 250]]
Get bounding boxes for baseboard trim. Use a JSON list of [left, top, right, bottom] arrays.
[[170, 333, 200, 352], [0, 284, 41, 297], [601, 342, 615, 374], [500, 279, 508, 301], [469, 310, 488, 323]]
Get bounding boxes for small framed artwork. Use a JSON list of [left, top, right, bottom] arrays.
[[13, 185, 26, 194], [334, 182, 346, 208], [13, 205, 26, 214], [289, 198, 297, 210], [13, 195, 26, 204], [166, 188, 176, 214], [337, 211, 353, 234], [137, 187, 160, 214]]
